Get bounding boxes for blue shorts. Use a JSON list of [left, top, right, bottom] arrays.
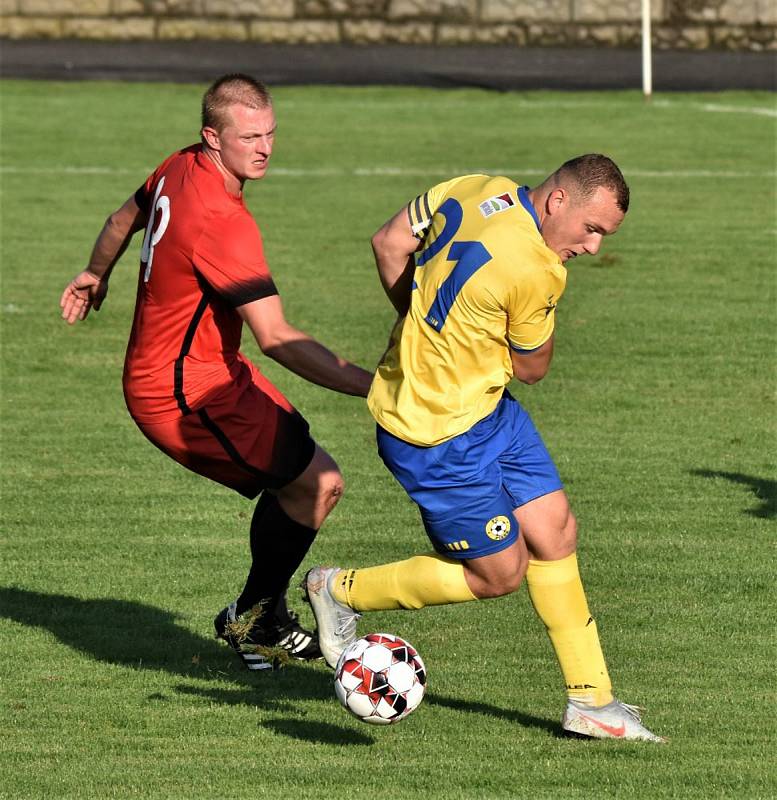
[[376, 393, 563, 559]]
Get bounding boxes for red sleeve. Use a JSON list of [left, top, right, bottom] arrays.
[[134, 149, 186, 216], [134, 174, 156, 216], [192, 210, 278, 307]]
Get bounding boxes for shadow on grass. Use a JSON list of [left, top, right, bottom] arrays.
[[691, 469, 776, 519], [0, 587, 560, 739], [0, 587, 331, 701], [177, 685, 559, 737], [425, 693, 560, 737]]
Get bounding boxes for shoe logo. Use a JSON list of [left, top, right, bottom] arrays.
[[577, 712, 626, 738], [278, 631, 313, 654], [485, 515, 511, 541]]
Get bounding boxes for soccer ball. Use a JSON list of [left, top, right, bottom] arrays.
[[334, 633, 426, 725]]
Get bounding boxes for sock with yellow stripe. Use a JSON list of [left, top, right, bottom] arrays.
[[526, 553, 613, 708], [331, 553, 477, 611]]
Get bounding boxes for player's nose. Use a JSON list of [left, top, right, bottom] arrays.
[[584, 234, 602, 256]]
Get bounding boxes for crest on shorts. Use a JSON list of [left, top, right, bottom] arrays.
[[485, 515, 511, 541]]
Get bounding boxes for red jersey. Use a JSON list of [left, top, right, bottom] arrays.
[[123, 145, 278, 423]]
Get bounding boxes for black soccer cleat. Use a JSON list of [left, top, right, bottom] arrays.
[[214, 602, 273, 671], [214, 601, 322, 671], [270, 609, 323, 661]]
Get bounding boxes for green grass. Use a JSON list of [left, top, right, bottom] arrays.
[[1, 80, 775, 799]]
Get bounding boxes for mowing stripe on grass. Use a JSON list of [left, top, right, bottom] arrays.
[[279, 98, 777, 117], [654, 99, 777, 118], [1, 165, 774, 178]]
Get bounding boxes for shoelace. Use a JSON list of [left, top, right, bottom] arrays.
[[335, 607, 361, 638], [617, 701, 645, 721]]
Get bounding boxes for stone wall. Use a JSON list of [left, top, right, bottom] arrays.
[[1, 0, 775, 50]]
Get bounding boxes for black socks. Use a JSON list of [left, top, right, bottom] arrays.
[[235, 491, 318, 617]]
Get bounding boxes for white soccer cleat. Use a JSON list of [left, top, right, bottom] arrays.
[[562, 698, 666, 743], [304, 566, 361, 669]]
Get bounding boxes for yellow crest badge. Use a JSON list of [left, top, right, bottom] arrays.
[[485, 515, 511, 541]]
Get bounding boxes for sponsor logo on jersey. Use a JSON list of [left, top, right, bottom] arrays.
[[544, 293, 557, 317], [485, 515, 511, 541], [479, 192, 515, 218]]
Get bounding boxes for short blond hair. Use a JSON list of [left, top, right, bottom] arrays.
[[201, 73, 272, 133]]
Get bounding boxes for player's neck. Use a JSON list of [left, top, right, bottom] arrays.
[[525, 187, 545, 228], [202, 147, 245, 198]]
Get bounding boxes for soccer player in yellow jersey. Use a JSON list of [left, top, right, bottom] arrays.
[[307, 154, 663, 741]]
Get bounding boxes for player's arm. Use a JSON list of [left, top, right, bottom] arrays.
[[371, 207, 421, 317], [60, 194, 147, 324], [238, 294, 374, 397], [510, 335, 554, 385]]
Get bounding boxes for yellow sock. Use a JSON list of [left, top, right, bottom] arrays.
[[526, 553, 613, 707], [331, 553, 477, 611]]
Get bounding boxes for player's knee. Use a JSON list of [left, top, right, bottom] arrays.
[[284, 469, 343, 529], [320, 471, 345, 512], [562, 510, 578, 552], [472, 570, 524, 599], [467, 551, 527, 599], [276, 450, 344, 527]]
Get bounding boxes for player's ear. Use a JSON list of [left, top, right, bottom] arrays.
[[546, 188, 567, 216], [201, 126, 221, 151]]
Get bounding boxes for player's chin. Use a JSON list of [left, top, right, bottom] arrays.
[[248, 162, 269, 179]]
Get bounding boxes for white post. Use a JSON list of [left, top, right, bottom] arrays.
[[642, 0, 653, 98]]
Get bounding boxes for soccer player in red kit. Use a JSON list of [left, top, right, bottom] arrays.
[[60, 74, 373, 670]]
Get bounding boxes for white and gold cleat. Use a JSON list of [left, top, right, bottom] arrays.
[[563, 698, 666, 742]]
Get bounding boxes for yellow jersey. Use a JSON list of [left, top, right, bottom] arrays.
[[368, 175, 567, 446]]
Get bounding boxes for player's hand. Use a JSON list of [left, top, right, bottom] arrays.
[[60, 270, 108, 324]]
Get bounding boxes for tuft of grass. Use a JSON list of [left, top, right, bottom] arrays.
[[250, 645, 292, 670], [223, 602, 269, 645], [222, 603, 293, 669]]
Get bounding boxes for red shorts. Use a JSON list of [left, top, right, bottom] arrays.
[[132, 361, 315, 498]]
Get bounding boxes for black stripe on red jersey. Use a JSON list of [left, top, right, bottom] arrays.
[[213, 275, 278, 308], [174, 293, 210, 415], [134, 184, 150, 215]]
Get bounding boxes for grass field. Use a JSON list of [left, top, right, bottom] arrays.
[[1, 79, 775, 799]]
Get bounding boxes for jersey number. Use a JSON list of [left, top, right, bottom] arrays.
[[140, 176, 170, 283], [416, 198, 492, 332]]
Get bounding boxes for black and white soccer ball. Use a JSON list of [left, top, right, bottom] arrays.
[[334, 633, 426, 725]]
